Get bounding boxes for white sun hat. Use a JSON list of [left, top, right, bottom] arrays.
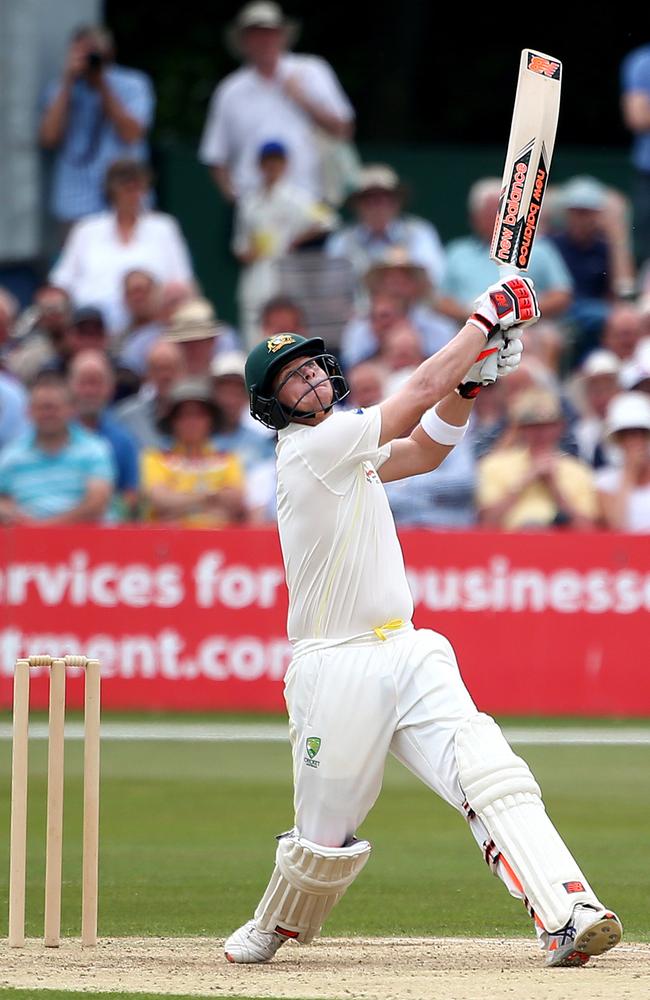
[[605, 391, 650, 440]]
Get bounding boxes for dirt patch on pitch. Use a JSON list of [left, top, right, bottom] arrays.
[[2, 936, 649, 999]]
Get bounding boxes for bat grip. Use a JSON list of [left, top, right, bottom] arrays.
[[497, 263, 520, 341]]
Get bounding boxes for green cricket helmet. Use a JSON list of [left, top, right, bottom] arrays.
[[245, 333, 349, 430]]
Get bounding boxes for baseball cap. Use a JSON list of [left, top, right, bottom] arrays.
[[72, 306, 105, 327], [562, 176, 607, 211], [258, 140, 287, 160]]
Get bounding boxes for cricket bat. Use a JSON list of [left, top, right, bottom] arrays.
[[490, 49, 562, 273]]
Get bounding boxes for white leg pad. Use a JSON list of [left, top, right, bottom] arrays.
[[254, 830, 372, 943], [455, 714, 600, 932]]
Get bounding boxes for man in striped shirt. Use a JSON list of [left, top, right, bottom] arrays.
[[0, 374, 114, 524]]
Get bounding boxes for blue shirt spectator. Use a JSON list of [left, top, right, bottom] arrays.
[[552, 232, 609, 300], [96, 412, 139, 493], [0, 377, 113, 523], [441, 235, 572, 307], [621, 44, 650, 173], [68, 349, 140, 517], [436, 178, 572, 326], [39, 26, 155, 223], [621, 44, 650, 263], [0, 372, 29, 449]]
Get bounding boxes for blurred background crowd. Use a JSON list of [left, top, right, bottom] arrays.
[[1, 3, 650, 533]]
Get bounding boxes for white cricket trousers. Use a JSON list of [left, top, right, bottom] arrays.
[[284, 626, 478, 846], [283, 624, 549, 932]]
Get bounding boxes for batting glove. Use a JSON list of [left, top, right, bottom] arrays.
[[467, 276, 540, 338], [497, 336, 524, 376], [457, 334, 524, 399]]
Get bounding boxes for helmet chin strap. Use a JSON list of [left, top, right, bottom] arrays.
[[285, 399, 335, 422]]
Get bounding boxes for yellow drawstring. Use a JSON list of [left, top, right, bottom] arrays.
[[373, 618, 405, 641]]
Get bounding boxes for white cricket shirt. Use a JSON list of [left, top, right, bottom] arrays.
[[276, 406, 414, 644]]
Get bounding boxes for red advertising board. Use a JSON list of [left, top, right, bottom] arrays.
[[0, 526, 649, 715]]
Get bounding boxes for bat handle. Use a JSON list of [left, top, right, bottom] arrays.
[[497, 263, 521, 341]]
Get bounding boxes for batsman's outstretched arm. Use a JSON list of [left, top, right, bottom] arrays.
[[378, 322, 486, 447], [378, 275, 538, 446], [379, 391, 473, 483]]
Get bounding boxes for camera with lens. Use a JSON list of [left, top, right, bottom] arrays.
[[86, 50, 104, 72]]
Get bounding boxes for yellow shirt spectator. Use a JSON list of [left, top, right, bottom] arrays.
[[141, 377, 246, 527], [477, 387, 597, 531], [141, 445, 244, 527], [477, 446, 597, 530]]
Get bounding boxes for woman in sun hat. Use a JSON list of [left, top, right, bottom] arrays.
[[596, 391, 650, 530]]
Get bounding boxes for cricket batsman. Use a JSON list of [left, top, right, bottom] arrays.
[[224, 275, 622, 968]]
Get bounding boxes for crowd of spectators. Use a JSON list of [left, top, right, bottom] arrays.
[[1, 4, 649, 533]]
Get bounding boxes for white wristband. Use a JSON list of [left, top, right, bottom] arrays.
[[466, 314, 492, 338], [420, 404, 469, 446]]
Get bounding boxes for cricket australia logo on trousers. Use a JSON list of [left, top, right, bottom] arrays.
[[304, 737, 321, 768]]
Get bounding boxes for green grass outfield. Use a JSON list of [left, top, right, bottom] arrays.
[[0, 715, 648, 946]]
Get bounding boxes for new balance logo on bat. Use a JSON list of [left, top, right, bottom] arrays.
[[527, 53, 561, 79]]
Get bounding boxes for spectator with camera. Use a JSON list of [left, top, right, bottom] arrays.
[[39, 25, 155, 230]]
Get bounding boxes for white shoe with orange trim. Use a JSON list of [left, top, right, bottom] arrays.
[[224, 918, 287, 964], [544, 904, 622, 967]]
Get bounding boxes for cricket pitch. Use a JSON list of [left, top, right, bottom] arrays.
[[2, 936, 649, 999]]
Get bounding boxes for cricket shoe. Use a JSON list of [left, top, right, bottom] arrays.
[[544, 903, 622, 967], [224, 919, 287, 964]]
